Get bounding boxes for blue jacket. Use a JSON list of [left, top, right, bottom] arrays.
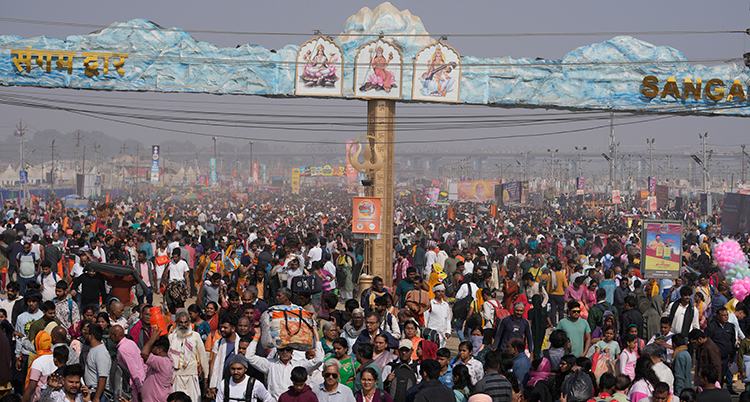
[[352, 328, 399, 355], [672, 347, 692, 396]]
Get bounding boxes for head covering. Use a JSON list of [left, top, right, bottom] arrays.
[[399, 339, 413, 350], [514, 294, 531, 320], [26, 331, 52, 388], [226, 354, 249, 369], [528, 355, 551, 386], [433, 284, 445, 292]]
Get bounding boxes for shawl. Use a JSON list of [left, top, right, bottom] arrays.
[[528, 356, 551, 386], [26, 331, 52, 388], [531, 294, 547, 354]]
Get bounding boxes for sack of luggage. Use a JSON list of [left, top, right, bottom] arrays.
[[260, 305, 316, 351], [291, 275, 323, 294]]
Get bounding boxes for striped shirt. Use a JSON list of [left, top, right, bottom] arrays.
[[473, 371, 513, 402]]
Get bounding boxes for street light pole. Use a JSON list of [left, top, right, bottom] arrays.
[[249, 141, 254, 184], [646, 138, 655, 180]]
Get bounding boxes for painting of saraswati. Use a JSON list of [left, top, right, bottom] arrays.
[[413, 42, 461, 102]]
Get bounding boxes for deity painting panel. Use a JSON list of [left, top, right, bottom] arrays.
[[295, 36, 344, 97], [412, 42, 461, 103], [354, 39, 403, 99]]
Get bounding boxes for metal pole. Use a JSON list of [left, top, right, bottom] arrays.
[[742, 145, 746, 184], [249, 141, 254, 184]]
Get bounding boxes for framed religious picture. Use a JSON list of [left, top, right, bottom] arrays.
[[354, 38, 403, 99], [295, 36, 344, 97], [412, 41, 461, 102]]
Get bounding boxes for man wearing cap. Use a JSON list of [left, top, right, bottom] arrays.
[[424, 283, 451, 347], [382, 340, 420, 398], [216, 355, 273, 402], [492, 301, 533, 355]]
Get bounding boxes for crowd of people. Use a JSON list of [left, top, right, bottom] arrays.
[[0, 187, 744, 402]]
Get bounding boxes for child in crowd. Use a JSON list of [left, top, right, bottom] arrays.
[[594, 326, 621, 359]]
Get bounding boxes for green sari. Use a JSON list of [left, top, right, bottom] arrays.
[[326, 356, 360, 390]]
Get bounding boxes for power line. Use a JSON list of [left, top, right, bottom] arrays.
[[0, 17, 745, 38]]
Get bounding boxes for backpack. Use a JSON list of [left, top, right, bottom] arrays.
[[489, 299, 510, 323], [223, 376, 256, 402], [388, 361, 418, 402], [420, 326, 441, 344], [452, 284, 473, 320]]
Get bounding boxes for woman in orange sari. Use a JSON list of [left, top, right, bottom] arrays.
[[23, 331, 53, 401]]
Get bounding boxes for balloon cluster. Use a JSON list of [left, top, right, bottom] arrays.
[[715, 239, 750, 300]]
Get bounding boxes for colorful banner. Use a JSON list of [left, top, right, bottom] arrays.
[[500, 181, 521, 205], [647, 196, 657, 211], [641, 221, 682, 279], [576, 177, 585, 190], [291, 167, 301, 194], [252, 162, 259, 183], [352, 197, 381, 234], [346, 140, 359, 186], [612, 190, 621, 204], [210, 158, 217, 186], [457, 180, 499, 203], [648, 176, 656, 193], [150, 145, 159, 184]]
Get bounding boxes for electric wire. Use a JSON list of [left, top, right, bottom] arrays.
[[0, 17, 745, 38]]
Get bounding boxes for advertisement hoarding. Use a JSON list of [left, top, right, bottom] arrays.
[[150, 146, 159, 184], [457, 180, 500, 202], [352, 197, 381, 234], [641, 220, 682, 279]]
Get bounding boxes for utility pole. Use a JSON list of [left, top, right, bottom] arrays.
[[742, 145, 747, 184], [16, 119, 29, 206], [74, 131, 83, 175], [119, 143, 128, 189], [94, 142, 100, 176], [646, 138, 655, 180], [700, 133, 709, 194], [135, 144, 142, 186], [50, 140, 55, 192], [575, 146, 587, 177]]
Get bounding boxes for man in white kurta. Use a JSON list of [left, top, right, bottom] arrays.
[[424, 284, 452, 347], [169, 311, 208, 402]]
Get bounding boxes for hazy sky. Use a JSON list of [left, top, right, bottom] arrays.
[[2, 0, 750, 178]]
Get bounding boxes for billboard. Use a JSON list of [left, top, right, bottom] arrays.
[[457, 180, 499, 202], [291, 168, 301, 194], [576, 177, 585, 190], [641, 220, 682, 279], [352, 197, 381, 234], [501, 181, 522, 205], [655, 184, 669, 208], [648, 177, 656, 193], [150, 145, 160, 184], [423, 187, 439, 206], [612, 190, 621, 204], [252, 162, 259, 183], [721, 193, 750, 235]]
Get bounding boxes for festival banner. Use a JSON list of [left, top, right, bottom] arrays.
[[252, 162, 259, 183], [346, 139, 358, 186], [352, 197, 381, 234], [291, 168, 301, 194], [457, 180, 499, 202], [641, 220, 682, 279], [150, 145, 159, 184], [647, 196, 657, 212], [612, 190, 621, 204], [576, 177, 585, 190], [648, 176, 656, 193], [500, 181, 521, 205]]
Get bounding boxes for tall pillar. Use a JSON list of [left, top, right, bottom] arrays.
[[366, 100, 395, 286]]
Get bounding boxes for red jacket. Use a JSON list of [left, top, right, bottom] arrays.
[[278, 385, 318, 402]]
